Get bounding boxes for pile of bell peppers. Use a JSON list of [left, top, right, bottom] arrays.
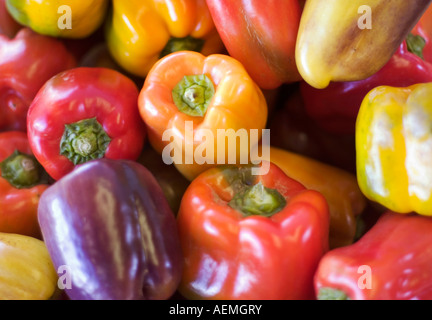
[[1, 0, 432, 301]]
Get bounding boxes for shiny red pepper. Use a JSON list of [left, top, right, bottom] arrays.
[[315, 212, 432, 300], [177, 162, 329, 300], [0, 28, 77, 132], [27, 67, 146, 181], [0, 131, 49, 238], [301, 19, 432, 134]]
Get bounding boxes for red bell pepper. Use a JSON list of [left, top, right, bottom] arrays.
[[177, 162, 329, 300], [27, 67, 146, 181], [315, 212, 432, 300], [0, 131, 49, 238], [0, 0, 20, 38], [206, 0, 302, 90], [301, 18, 432, 134], [0, 28, 77, 132]]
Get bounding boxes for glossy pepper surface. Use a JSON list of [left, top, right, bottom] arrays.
[[138, 51, 268, 181], [177, 162, 329, 300], [0, 232, 57, 300], [356, 83, 432, 216], [206, 0, 302, 90], [252, 146, 366, 249], [6, 0, 109, 39], [316, 212, 432, 300], [105, 0, 224, 78], [0, 28, 76, 132], [38, 159, 183, 300], [0, 131, 49, 238], [296, 0, 432, 89], [301, 18, 432, 134], [27, 67, 146, 181]]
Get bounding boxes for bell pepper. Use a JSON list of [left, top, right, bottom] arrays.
[[138, 51, 268, 181], [296, 0, 432, 89], [0, 28, 76, 132], [38, 158, 183, 300], [0, 0, 20, 38], [301, 19, 432, 135], [252, 146, 367, 249], [0, 232, 57, 300], [316, 212, 432, 300], [27, 67, 146, 181], [356, 82, 432, 216], [205, 0, 302, 90], [0, 131, 49, 238], [5, 0, 109, 39], [177, 162, 329, 300], [105, 0, 224, 79]]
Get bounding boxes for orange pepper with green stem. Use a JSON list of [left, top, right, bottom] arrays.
[[138, 51, 268, 181], [105, 0, 225, 78]]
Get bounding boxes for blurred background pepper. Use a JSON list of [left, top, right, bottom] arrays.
[[105, 0, 225, 79], [0, 0, 20, 38]]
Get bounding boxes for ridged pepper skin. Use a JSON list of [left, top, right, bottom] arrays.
[[356, 83, 432, 216], [315, 212, 432, 300], [38, 159, 183, 300], [6, 0, 109, 39], [0, 28, 76, 132], [296, 0, 432, 89], [253, 147, 366, 249], [177, 162, 329, 300], [0, 131, 49, 238], [138, 51, 268, 181], [0, 232, 57, 300], [206, 0, 302, 90], [0, 0, 20, 38], [27, 67, 146, 181], [301, 17, 432, 135], [105, 0, 224, 78]]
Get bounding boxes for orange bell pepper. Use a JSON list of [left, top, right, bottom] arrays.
[[138, 51, 268, 181], [0, 131, 49, 238], [252, 147, 367, 249]]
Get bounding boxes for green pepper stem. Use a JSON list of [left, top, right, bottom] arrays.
[[160, 36, 205, 58], [0, 150, 42, 189], [406, 33, 426, 60], [60, 117, 111, 165], [172, 74, 215, 117], [317, 288, 351, 300], [229, 182, 287, 218]]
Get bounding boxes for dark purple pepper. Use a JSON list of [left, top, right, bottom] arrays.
[[38, 158, 183, 300]]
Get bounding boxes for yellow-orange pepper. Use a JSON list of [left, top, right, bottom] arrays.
[[138, 51, 268, 181], [6, 0, 109, 38], [252, 146, 367, 249], [105, 0, 224, 78], [0, 233, 57, 300], [356, 83, 432, 216]]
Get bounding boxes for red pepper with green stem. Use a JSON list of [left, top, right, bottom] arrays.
[[0, 28, 77, 132], [27, 67, 146, 181], [0, 131, 49, 238], [301, 19, 432, 134], [177, 162, 329, 300]]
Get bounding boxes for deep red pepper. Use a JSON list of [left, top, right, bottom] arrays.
[[301, 19, 432, 134], [0, 0, 20, 38], [315, 212, 432, 300], [0, 28, 77, 132], [27, 67, 146, 181]]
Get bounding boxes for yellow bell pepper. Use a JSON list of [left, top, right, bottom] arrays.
[[106, 0, 225, 78], [296, 0, 432, 89], [6, 0, 109, 38], [0, 233, 57, 300], [252, 146, 367, 249], [357, 83, 432, 216]]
